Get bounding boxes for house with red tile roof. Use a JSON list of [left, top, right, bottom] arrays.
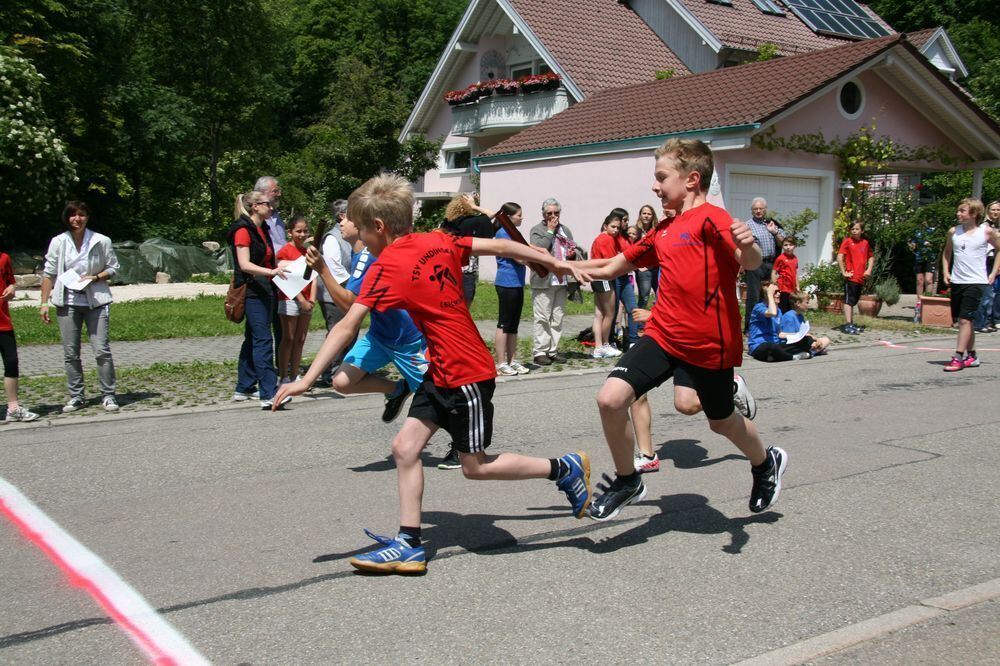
[[473, 33, 999, 271], [399, 0, 986, 273]]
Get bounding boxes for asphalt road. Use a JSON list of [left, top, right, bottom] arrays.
[[1, 340, 998, 664]]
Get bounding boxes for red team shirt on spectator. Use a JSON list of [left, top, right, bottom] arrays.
[[233, 226, 275, 268], [355, 232, 496, 388], [590, 233, 618, 260], [838, 237, 873, 284], [0, 252, 13, 332], [623, 202, 743, 370], [275, 243, 309, 300], [772, 253, 799, 294]]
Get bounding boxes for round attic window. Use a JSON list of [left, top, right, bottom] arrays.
[[838, 80, 864, 119]]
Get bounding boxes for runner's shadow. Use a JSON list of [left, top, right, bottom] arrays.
[[312, 509, 566, 563], [586, 493, 781, 555], [347, 452, 441, 473], [660, 439, 745, 469]]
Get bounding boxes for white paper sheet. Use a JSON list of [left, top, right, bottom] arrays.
[[271, 256, 314, 300], [784, 320, 811, 345], [57, 268, 92, 292]]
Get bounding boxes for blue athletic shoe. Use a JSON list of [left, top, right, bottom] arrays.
[[556, 452, 592, 518], [349, 529, 427, 574]]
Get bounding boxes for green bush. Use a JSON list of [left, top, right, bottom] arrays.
[[800, 261, 843, 294], [874, 276, 901, 305]]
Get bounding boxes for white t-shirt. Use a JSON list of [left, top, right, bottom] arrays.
[[950, 224, 990, 284]]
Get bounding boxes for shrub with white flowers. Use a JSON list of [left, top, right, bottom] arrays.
[[0, 48, 77, 218]]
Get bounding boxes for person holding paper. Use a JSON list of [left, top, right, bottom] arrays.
[[778, 292, 830, 358], [274, 215, 316, 384], [228, 190, 290, 409], [39, 201, 121, 413]]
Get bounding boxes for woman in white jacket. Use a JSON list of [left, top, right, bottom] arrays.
[[39, 201, 121, 413]]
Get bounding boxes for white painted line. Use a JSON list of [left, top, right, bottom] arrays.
[[733, 578, 1000, 666], [875, 340, 1000, 352], [0, 478, 209, 665]]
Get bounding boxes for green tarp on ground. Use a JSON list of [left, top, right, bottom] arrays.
[[108, 238, 230, 284]]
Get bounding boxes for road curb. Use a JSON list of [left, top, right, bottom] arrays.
[[732, 578, 1000, 665]]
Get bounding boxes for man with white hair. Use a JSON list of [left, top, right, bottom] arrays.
[[743, 197, 785, 332], [529, 198, 576, 365], [255, 176, 286, 252]]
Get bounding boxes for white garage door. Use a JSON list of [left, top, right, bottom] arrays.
[[728, 173, 823, 269]]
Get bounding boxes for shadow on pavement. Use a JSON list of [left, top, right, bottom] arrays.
[[659, 439, 746, 469]]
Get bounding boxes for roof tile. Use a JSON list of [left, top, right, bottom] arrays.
[[509, 0, 690, 95]]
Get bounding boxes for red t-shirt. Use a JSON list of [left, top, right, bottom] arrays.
[[0, 253, 13, 332], [355, 232, 496, 388], [234, 226, 275, 269], [772, 253, 799, 294], [838, 237, 873, 284], [590, 233, 618, 260], [275, 243, 309, 301], [623, 202, 743, 370]]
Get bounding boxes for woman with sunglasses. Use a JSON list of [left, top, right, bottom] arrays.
[[228, 190, 289, 409]]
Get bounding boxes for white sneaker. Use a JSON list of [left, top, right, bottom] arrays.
[[593, 346, 608, 359], [496, 363, 517, 376], [232, 390, 260, 402], [63, 397, 86, 413], [102, 396, 120, 412], [633, 454, 660, 474], [260, 395, 292, 410], [603, 344, 622, 357], [509, 360, 530, 375], [733, 374, 756, 420], [5, 406, 39, 423]]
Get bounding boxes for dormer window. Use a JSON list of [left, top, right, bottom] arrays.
[[706, 0, 733, 5], [750, 0, 785, 16]]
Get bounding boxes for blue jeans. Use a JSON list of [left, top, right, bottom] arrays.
[[974, 279, 1000, 328], [614, 275, 639, 349], [636, 268, 658, 309], [237, 294, 278, 400]]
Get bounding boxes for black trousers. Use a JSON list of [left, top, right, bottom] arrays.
[[743, 259, 774, 331]]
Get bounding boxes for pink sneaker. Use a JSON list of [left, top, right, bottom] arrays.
[[634, 455, 660, 474], [943, 356, 964, 372], [962, 354, 980, 368]]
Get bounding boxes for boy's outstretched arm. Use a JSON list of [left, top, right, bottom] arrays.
[[272, 301, 369, 410], [573, 253, 635, 280], [471, 237, 589, 281], [731, 218, 762, 270]]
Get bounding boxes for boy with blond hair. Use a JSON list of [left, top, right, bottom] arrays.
[[274, 174, 591, 573], [575, 138, 786, 520]]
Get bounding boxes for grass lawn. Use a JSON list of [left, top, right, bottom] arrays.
[[11, 284, 596, 346]]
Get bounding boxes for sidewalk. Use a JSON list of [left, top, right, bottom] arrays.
[[16, 294, 926, 378]]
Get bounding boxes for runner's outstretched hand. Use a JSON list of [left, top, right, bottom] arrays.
[[730, 218, 755, 250], [271, 379, 309, 412]]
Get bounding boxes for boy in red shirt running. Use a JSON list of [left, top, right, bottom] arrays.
[[771, 237, 799, 314], [836, 222, 873, 335], [274, 174, 591, 574], [576, 138, 787, 520]]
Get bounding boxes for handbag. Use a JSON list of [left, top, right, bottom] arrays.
[[224, 276, 247, 323]]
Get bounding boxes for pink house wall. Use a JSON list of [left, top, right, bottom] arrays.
[[771, 70, 967, 160]]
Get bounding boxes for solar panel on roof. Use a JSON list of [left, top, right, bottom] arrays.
[[783, 0, 890, 40], [750, 0, 786, 15]]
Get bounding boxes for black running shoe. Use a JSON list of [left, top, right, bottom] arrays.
[[437, 447, 461, 470], [588, 473, 646, 521], [381, 384, 411, 423], [749, 446, 788, 513]]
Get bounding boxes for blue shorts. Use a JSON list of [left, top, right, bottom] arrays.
[[343, 335, 427, 391]]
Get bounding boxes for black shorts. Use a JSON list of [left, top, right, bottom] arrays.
[[592, 279, 613, 294], [0, 331, 18, 379], [495, 286, 524, 334], [914, 260, 935, 274], [950, 283, 986, 321], [844, 281, 862, 306], [407, 378, 495, 453], [608, 336, 734, 420]]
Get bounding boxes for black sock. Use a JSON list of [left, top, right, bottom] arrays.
[[956, 350, 963, 358], [752, 456, 773, 472], [548, 458, 564, 481], [968, 350, 976, 358], [397, 526, 421, 547], [618, 471, 640, 486]]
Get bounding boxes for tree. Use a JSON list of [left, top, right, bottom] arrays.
[[0, 47, 77, 239]]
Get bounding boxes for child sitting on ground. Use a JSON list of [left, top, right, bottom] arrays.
[[778, 291, 830, 358]]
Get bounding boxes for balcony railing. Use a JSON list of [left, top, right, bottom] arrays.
[[451, 88, 570, 138]]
